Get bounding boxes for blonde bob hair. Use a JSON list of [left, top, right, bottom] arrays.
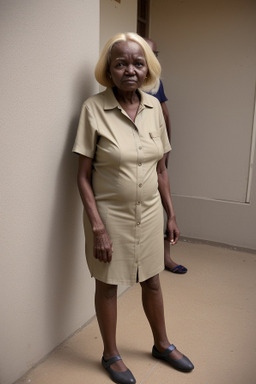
[[94, 32, 161, 93]]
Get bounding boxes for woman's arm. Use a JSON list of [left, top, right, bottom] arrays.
[[77, 155, 113, 262], [161, 102, 171, 143], [161, 102, 171, 168], [157, 156, 180, 245]]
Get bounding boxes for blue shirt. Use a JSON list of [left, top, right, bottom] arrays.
[[148, 80, 168, 103]]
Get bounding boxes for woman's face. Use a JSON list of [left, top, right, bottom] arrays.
[[108, 40, 148, 92]]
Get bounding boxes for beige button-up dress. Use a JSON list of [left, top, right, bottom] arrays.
[[73, 87, 171, 285]]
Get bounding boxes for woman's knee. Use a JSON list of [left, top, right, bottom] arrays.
[[141, 274, 161, 293], [95, 279, 117, 300]]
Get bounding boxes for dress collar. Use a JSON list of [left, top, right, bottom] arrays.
[[103, 87, 154, 110]]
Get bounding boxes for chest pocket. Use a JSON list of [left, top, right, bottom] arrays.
[[149, 131, 164, 158]]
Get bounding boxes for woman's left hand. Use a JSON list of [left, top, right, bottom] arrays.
[[165, 216, 180, 245]]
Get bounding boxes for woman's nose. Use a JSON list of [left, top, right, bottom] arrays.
[[125, 64, 135, 74]]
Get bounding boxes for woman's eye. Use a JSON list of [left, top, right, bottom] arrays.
[[116, 62, 124, 67], [136, 62, 143, 67]]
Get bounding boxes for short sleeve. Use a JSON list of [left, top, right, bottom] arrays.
[[72, 103, 98, 158], [156, 80, 168, 103]]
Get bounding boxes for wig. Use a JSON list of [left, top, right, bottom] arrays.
[[94, 32, 161, 92]]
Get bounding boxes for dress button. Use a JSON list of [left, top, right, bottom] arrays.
[[139, 146, 142, 150], [138, 162, 142, 166], [137, 201, 141, 205], [139, 183, 142, 188], [137, 222, 141, 226]]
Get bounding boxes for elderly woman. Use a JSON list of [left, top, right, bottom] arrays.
[[73, 32, 194, 384]]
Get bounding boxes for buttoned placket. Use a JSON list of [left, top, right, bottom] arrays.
[[133, 105, 145, 268], [118, 103, 146, 273]]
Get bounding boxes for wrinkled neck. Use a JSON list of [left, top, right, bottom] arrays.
[[113, 87, 140, 105]]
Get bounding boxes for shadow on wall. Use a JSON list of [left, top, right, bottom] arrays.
[[45, 71, 96, 349]]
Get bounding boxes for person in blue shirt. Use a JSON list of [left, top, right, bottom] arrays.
[[144, 38, 187, 274]]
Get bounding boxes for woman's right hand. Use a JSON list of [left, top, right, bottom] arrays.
[[93, 228, 113, 263], [77, 155, 113, 263]]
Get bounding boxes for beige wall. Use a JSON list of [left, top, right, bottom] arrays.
[[150, 0, 256, 250], [100, 0, 137, 49], [0, 1, 99, 383]]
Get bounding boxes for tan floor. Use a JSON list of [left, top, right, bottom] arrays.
[[16, 241, 256, 384]]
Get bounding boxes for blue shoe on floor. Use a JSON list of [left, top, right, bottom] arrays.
[[165, 265, 188, 274]]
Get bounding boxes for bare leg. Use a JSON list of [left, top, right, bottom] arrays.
[[164, 238, 179, 269], [95, 279, 127, 372], [140, 274, 183, 360], [164, 239, 187, 273]]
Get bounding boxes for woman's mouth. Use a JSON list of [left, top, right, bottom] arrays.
[[123, 77, 137, 83]]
